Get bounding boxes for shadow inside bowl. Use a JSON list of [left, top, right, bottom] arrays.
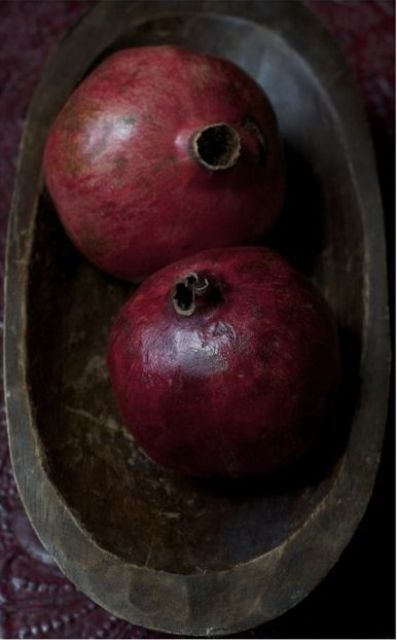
[[268, 142, 326, 276]]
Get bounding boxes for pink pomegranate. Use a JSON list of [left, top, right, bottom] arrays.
[[44, 46, 285, 281], [107, 247, 341, 477]]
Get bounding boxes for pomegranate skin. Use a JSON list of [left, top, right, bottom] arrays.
[[107, 247, 341, 477], [43, 46, 285, 280]]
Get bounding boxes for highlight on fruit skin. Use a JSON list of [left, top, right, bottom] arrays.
[[107, 246, 341, 477], [43, 45, 285, 281]]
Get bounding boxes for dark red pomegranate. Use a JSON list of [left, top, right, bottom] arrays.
[[44, 46, 285, 281], [107, 247, 341, 477]]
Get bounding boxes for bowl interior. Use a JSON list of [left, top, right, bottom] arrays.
[[26, 13, 363, 574]]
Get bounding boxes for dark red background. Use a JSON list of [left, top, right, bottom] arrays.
[[0, 1, 394, 638]]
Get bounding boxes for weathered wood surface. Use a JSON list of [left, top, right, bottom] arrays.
[[4, 1, 390, 636]]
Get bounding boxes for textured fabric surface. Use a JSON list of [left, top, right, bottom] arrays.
[[0, 1, 394, 638]]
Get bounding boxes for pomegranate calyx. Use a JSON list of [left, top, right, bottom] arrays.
[[191, 123, 241, 171], [172, 272, 210, 316]]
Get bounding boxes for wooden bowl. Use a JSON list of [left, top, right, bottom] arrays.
[[4, 1, 390, 636]]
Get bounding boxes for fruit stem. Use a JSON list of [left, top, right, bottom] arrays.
[[191, 123, 241, 170], [172, 272, 210, 316]]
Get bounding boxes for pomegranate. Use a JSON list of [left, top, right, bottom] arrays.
[[43, 46, 285, 281], [107, 247, 341, 477]]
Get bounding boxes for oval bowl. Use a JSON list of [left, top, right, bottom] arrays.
[[4, 0, 390, 636]]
